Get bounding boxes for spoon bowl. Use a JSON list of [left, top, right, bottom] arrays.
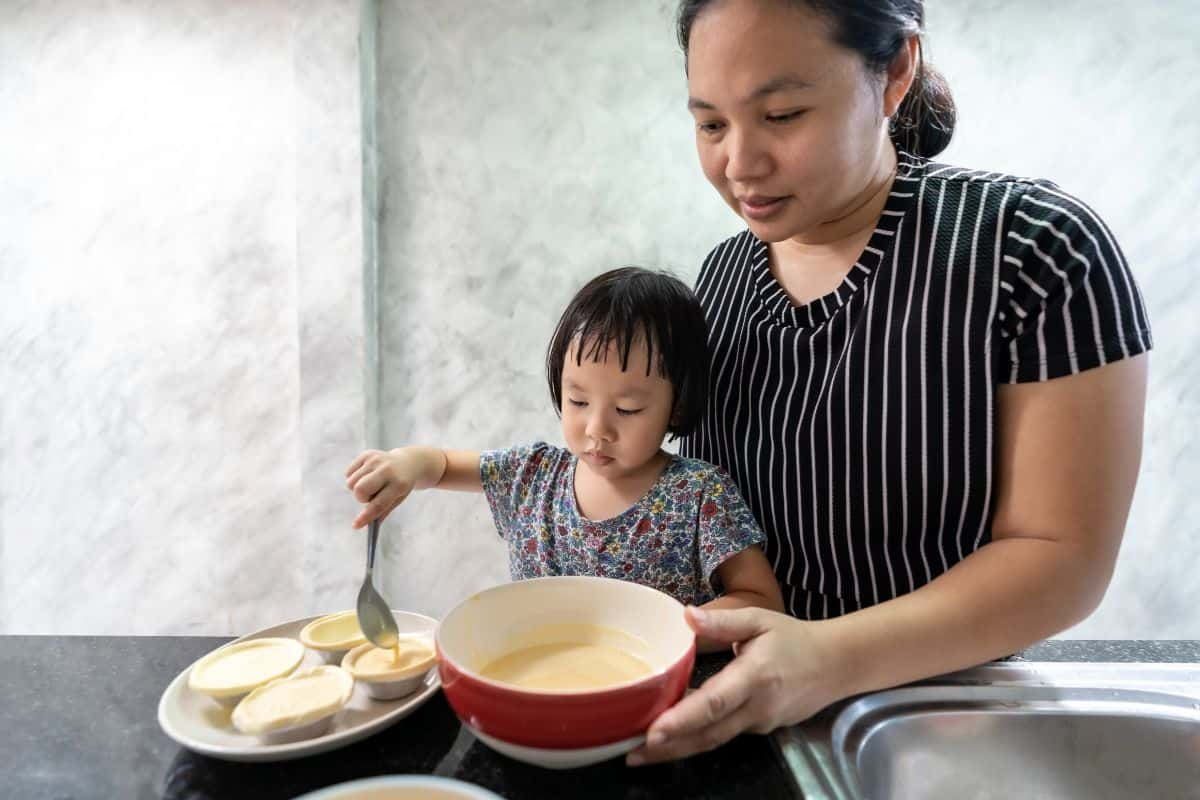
[[355, 519, 400, 650]]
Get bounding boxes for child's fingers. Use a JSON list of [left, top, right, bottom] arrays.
[[345, 451, 370, 478], [346, 449, 389, 481], [350, 469, 384, 503], [346, 457, 384, 495], [352, 493, 386, 529], [352, 485, 408, 529]]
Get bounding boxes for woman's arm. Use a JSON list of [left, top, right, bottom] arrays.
[[629, 354, 1148, 764], [830, 354, 1146, 692], [346, 447, 482, 529]]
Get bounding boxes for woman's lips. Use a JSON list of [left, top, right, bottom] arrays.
[[739, 194, 789, 221], [583, 452, 614, 466]]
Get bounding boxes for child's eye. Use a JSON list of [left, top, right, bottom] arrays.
[[616, 407, 643, 416], [767, 110, 806, 124], [567, 399, 587, 407]]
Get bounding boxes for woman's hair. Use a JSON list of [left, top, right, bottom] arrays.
[[546, 267, 710, 438], [676, 0, 956, 159]]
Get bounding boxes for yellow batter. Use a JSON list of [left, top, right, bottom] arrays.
[[301, 611, 366, 648], [480, 640, 652, 691], [352, 639, 435, 676], [188, 638, 304, 697], [232, 665, 354, 734]]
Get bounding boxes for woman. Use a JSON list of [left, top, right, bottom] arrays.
[[628, 0, 1151, 765]]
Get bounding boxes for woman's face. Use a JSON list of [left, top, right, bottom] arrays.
[[686, 0, 895, 244]]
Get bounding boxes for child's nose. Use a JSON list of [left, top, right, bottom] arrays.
[[585, 411, 615, 442]]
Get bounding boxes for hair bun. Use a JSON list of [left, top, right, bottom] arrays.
[[891, 59, 956, 159]]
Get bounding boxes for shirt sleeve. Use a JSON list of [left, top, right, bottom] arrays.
[[479, 441, 555, 541], [695, 465, 768, 593], [996, 182, 1153, 383]]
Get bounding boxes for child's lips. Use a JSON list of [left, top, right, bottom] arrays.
[[584, 451, 614, 465]]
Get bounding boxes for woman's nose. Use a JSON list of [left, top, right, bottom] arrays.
[[725, 128, 772, 183]]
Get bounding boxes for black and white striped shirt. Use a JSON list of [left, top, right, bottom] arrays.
[[679, 155, 1153, 620]]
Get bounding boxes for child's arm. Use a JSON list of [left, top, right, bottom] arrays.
[[346, 447, 482, 529], [698, 546, 785, 652]]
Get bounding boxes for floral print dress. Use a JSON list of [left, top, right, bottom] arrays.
[[480, 442, 766, 606]]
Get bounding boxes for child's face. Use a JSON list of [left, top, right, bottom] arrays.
[[561, 336, 674, 482]]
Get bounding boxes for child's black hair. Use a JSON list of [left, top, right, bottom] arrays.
[[545, 267, 710, 438]]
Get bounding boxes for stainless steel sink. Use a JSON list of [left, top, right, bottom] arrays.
[[773, 662, 1200, 800]]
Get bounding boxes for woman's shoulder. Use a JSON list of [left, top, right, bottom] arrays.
[[912, 155, 1074, 219], [919, 156, 1046, 189], [917, 156, 1105, 215], [912, 156, 1123, 250]]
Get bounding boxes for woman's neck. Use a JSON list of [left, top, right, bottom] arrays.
[[765, 145, 898, 306], [778, 145, 898, 256]]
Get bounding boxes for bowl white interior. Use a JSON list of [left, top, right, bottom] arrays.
[[437, 576, 694, 677]]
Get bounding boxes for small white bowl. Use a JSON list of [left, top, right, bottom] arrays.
[[187, 637, 305, 707], [299, 610, 368, 664], [341, 638, 436, 700], [295, 775, 504, 799], [232, 665, 355, 744]]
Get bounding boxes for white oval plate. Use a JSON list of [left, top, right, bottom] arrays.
[[466, 724, 644, 770], [158, 611, 440, 763]]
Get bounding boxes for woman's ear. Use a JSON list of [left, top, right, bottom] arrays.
[[883, 36, 920, 118]]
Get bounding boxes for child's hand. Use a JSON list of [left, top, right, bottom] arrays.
[[345, 448, 436, 529]]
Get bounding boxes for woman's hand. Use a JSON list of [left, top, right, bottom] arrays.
[[344, 447, 445, 529], [627, 605, 845, 765]]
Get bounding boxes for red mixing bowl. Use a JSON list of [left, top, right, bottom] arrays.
[[435, 576, 696, 750]]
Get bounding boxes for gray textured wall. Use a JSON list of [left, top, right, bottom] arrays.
[[3, 1, 1194, 638], [1, 0, 364, 634], [373, 0, 1199, 638]]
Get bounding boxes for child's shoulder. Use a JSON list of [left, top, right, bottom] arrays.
[[490, 440, 570, 458], [663, 454, 737, 487], [521, 440, 572, 459], [483, 441, 574, 477]]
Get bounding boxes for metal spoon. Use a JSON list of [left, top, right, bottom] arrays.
[[356, 519, 400, 650]]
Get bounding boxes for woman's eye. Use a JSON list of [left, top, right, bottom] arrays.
[[567, 399, 587, 408], [697, 120, 725, 135], [767, 110, 806, 124], [616, 407, 643, 417]]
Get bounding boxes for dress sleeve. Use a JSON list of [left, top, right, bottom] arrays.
[[696, 465, 768, 593], [996, 182, 1153, 383], [479, 442, 556, 541]]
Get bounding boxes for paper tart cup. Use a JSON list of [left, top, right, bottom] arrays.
[[231, 665, 355, 744], [187, 637, 306, 707], [341, 638, 436, 700], [298, 610, 369, 664]]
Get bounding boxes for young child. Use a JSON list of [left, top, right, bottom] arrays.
[[345, 268, 784, 643]]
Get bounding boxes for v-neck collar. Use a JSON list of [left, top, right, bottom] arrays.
[[750, 153, 925, 330]]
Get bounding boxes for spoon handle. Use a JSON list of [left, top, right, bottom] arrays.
[[366, 518, 380, 576]]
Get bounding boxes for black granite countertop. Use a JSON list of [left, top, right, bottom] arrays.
[[2, 636, 1196, 800]]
